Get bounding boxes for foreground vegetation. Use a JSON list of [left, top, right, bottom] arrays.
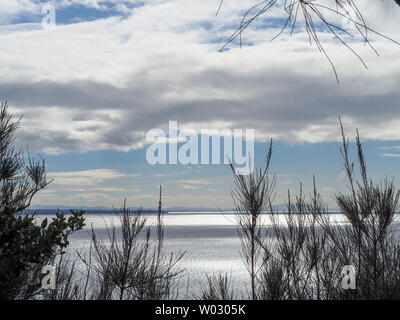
[[0, 102, 399, 300]]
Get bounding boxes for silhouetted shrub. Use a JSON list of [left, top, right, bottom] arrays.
[[0, 102, 85, 300], [79, 200, 184, 300], [232, 121, 400, 300]]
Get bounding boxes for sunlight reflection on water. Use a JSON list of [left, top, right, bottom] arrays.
[[35, 212, 399, 298]]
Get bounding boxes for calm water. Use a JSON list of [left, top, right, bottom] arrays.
[[66, 212, 247, 298], [34, 212, 371, 298]]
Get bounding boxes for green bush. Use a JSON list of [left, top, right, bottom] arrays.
[[0, 102, 85, 300]]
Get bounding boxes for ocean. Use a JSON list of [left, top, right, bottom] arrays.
[[34, 211, 355, 298]]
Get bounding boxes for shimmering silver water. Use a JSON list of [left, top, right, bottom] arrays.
[[36, 212, 357, 298]]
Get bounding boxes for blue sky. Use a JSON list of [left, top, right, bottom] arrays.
[[1, 0, 400, 208], [39, 138, 400, 209]]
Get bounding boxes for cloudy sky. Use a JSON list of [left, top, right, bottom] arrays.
[[1, 0, 400, 209]]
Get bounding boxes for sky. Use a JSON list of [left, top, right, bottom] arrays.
[[1, 0, 400, 209]]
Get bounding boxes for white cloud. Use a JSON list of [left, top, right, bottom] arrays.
[[48, 169, 138, 185], [176, 179, 212, 185], [381, 153, 400, 158], [0, 0, 41, 24], [335, 170, 347, 183], [1, 0, 399, 156], [181, 184, 199, 190]]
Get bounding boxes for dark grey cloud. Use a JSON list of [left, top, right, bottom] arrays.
[[3, 58, 400, 154], [16, 130, 82, 154]]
